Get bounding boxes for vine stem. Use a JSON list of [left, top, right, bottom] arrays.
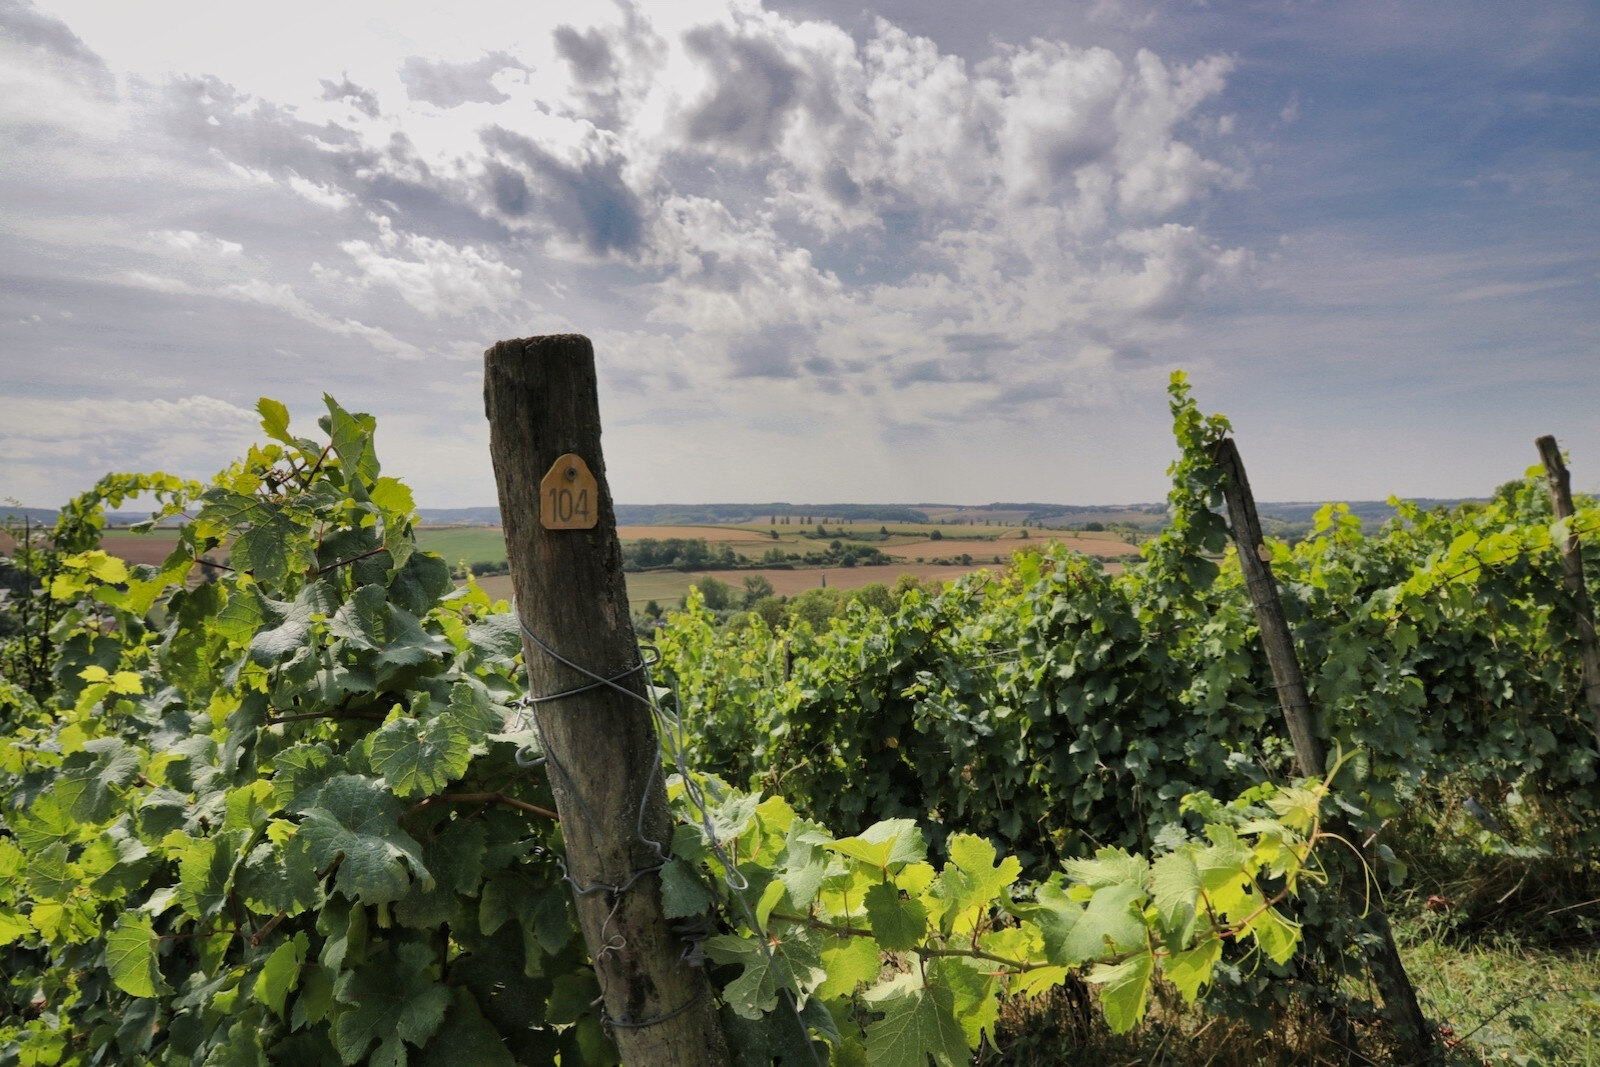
[[406, 792, 559, 822], [767, 909, 1047, 973]]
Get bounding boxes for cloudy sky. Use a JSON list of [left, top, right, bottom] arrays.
[[2, 0, 1596, 510]]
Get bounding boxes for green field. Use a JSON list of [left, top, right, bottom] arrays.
[[413, 526, 510, 565]]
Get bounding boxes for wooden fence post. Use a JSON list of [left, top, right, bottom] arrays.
[[1213, 437, 1433, 1060], [484, 335, 729, 1066], [1536, 435, 1600, 745]]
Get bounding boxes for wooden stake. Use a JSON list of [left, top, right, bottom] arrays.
[[484, 335, 729, 1066], [1536, 435, 1600, 745], [1213, 437, 1433, 1060]]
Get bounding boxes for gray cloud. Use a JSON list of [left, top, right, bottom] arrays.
[[729, 322, 815, 379], [553, 24, 615, 85], [683, 24, 803, 151], [480, 126, 645, 256], [0, 0, 113, 93], [398, 52, 528, 107], [319, 76, 380, 118]]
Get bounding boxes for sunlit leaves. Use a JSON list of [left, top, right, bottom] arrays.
[[863, 979, 969, 1067], [106, 912, 168, 998]]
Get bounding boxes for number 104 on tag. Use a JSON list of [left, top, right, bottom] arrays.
[[540, 453, 599, 530]]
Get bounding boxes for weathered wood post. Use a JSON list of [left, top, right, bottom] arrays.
[[1536, 435, 1600, 744], [1213, 437, 1433, 1061], [484, 335, 729, 1065]]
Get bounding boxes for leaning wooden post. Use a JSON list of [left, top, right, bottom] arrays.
[[484, 335, 729, 1065], [1536, 435, 1600, 745], [1213, 437, 1433, 1059]]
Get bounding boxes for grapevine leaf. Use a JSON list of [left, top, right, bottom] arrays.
[[255, 933, 308, 1019], [705, 932, 827, 1020], [297, 776, 430, 904], [251, 582, 337, 666], [331, 942, 451, 1065], [1162, 933, 1222, 1002], [25, 842, 75, 902], [1015, 877, 1083, 966], [817, 936, 881, 1000], [864, 981, 969, 1067], [1148, 849, 1201, 949], [465, 612, 523, 662], [321, 396, 381, 488], [51, 738, 140, 823], [864, 880, 927, 952], [271, 742, 340, 811], [387, 552, 452, 616], [659, 857, 714, 920], [232, 505, 311, 587], [257, 397, 294, 445], [237, 836, 323, 916], [370, 715, 473, 798], [0, 911, 34, 946], [1062, 847, 1148, 889], [106, 912, 168, 997], [826, 819, 925, 870], [1086, 948, 1154, 1034], [947, 833, 1021, 900], [931, 956, 1000, 1049], [414, 989, 515, 1067], [178, 830, 248, 921], [1246, 906, 1301, 965], [395, 821, 488, 929], [1062, 883, 1146, 964]]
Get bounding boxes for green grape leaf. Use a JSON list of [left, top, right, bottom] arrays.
[[370, 715, 473, 798], [51, 738, 140, 823], [213, 584, 266, 648], [705, 931, 827, 1020], [946, 834, 1021, 901], [251, 582, 337, 666], [257, 397, 294, 445], [864, 981, 969, 1067], [1086, 948, 1154, 1034], [25, 842, 75, 902], [107, 912, 168, 997], [826, 819, 925, 871], [321, 395, 381, 488], [331, 942, 451, 1066], [395, 821, 488, 929], [237, 836, 324, 916], [271, 743, 339, 811], [1062, 883, 1146, 964], [388, 552, 452, 616], [1015, 877, 1083, 966], [931, 956, 1000, 1049], [465, 612, 524, 662], [178, 830, 248, 921], [232, 505, 311, 587], [817, 935, 882, 1000], [1062, 846, 1148, 890], [297, 776, 430, 904], [1246, 905, 1300, 965], [255, 932, 308, 1019], [1148, 849, 1201, 948], [415, 989, 515, 1067], [0, 910, 34, 946], [864, 880, 927, 951], [659, 857, 714, 920], [1162, 933, 1222, 1002]]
